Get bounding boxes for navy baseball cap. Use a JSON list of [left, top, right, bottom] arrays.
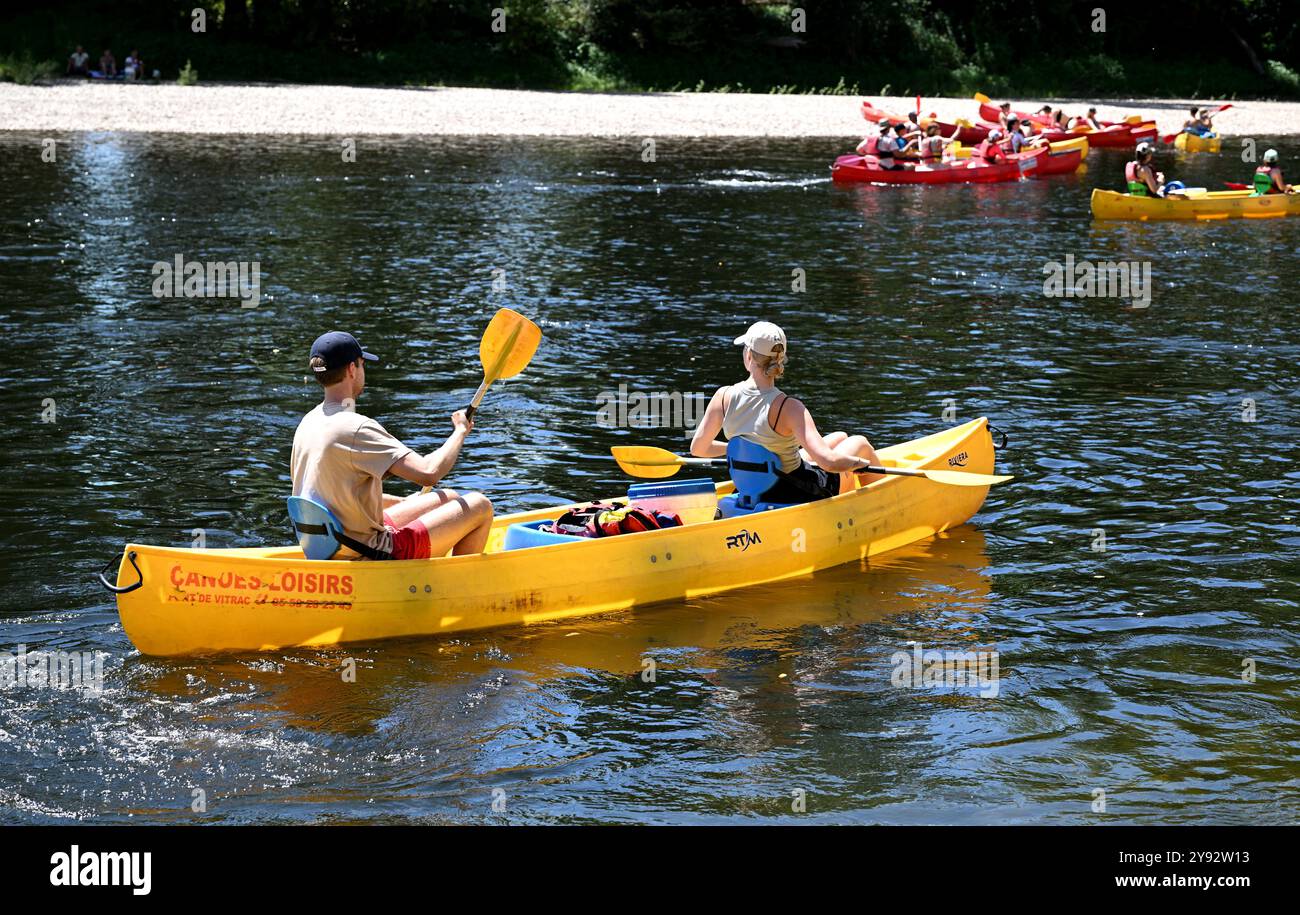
[[309, 331, 378, 373]]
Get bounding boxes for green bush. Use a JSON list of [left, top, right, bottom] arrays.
[[0, 52, 58, 84], [1267, 59, 1300, 94], [1060, 54, 1127, 94], [177, 58, 198, 86]]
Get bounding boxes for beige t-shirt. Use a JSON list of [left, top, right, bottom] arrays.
[[291, 402, 412, 557]]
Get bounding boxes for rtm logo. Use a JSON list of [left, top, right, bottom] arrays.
[[725, 530, 762, 551], [947, 451, 968, 467]]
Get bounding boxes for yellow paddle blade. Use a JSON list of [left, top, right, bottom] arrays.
[[479, 307, 542, 384], [954, 117, 973, 128], [973, 91, 990, 104], [916, 469, 1013, 487], [611, 446, 686, 479]]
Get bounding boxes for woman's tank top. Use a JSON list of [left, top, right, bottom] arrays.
[[721, 382, 801, 473]]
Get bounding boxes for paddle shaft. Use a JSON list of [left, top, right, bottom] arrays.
[[672, 455, 950, 479]]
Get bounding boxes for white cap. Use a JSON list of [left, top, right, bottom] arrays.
[[733, 321, 787, 356]]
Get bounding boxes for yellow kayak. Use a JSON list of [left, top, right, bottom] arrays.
[[1173, 132, 1221, 153], [1091, 187, 1300, 221], [105, 418, 1000, 656]]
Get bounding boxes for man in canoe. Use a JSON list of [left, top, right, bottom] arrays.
[[1253, 150, 1295, 195], [856, 119, 908, 170], [291, 331, 494, 559], [689, 322, 885, 501]]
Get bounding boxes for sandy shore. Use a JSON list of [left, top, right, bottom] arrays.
[[3, 81, 1299, 137]]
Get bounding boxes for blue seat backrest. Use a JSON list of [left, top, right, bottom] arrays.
[[726, 438, 782, 507], [286, 495, 346, 560]]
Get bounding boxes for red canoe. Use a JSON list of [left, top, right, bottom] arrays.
[[977, 102, 1156, 147], [831, 147, 1047, 184], [1033, 144, 1084, 175], [860, 100, 988, 145]]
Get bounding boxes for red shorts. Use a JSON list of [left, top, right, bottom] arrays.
[[382, 513, 430, 560]]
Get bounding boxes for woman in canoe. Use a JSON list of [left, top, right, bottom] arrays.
[[1004, 117, 1041, 153], [689, 322, 885, 502], [1124, 142, 1185, 198], [975, 129, 1009, 163], [1083, 107, 1102, 130], [1253, 150, 1295, 195], [290, 331, 494, 559], [918, 122, 960, 163]]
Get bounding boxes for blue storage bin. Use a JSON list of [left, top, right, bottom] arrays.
[[502, 519, 583, 551], [626, 478, 716, 500]]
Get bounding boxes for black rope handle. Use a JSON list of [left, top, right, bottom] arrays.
[[988, 423, 1009, 449], [97, 550, 143, 594]]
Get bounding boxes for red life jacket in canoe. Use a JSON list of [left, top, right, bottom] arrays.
[[975, 139, 1006, 162], [546, 501, 682, 538], [861, 136, 880, 157]]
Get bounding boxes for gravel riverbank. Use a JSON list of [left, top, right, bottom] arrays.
[[3, 81, 1300, 138]]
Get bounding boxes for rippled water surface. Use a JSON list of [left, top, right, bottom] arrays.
[[1, 132, 1298, 824]]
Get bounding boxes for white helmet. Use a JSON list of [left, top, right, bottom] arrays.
[[1263, 148, 1279, 163], [1135, 142, 1153, 158]]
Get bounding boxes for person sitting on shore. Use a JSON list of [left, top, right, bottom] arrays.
[[1125, 142, 1186, 198], [291, 331, 494, 560], [97, 49, 116, 77], [1252, 149, 1295, 195], [67, 45, 90, 77], [124, 49, 144, 81], [689, 321, 885, 502]]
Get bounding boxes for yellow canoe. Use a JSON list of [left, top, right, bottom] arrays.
[[107, 417, 999, 656], [1173, 132, 1221, 153], [1091, 187, 1300, 221]]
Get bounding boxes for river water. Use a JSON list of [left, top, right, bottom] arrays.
[[1, 132, 1297, 824]]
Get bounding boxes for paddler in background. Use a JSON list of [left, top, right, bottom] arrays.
[[1083, 107, 1103, 130], [1197, 108, 1218, 137], [995, 102, 1014, 130], [1252, 149, 1295, 195], [291, 331, 495, 560], [1181, 107, 1210, 137], [1005, 116, 1042, 153], [1125, 142, 1187, 198], [689, 321, 885, 500]]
